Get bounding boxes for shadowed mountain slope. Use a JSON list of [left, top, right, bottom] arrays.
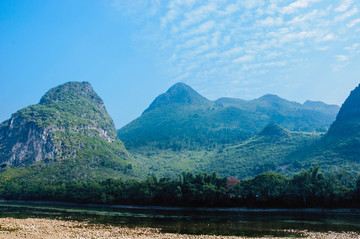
[[287, 84, 360, 174]]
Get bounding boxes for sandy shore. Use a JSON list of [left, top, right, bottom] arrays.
[[0, 218, 359, 239]]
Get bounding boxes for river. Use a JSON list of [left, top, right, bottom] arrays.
[[1, 202, 360, 237]]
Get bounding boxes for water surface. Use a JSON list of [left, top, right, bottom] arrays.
[[1, 202, 360, 237]]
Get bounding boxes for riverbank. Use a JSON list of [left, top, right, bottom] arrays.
[[0, 218, 359, 239]]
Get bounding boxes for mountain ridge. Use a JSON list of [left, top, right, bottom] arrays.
[[118, 82, 340, 149]]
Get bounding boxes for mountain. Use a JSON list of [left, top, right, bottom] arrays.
[[118, 82, 339, 149], [118, 82, 338, 179], [288, 84, 360, 174], [0, 81, 135, 180]]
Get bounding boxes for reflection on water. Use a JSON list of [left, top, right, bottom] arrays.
[[1, 202, 360, 237]]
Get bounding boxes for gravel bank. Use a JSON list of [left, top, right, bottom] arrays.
[[0, 218, 359, 239]]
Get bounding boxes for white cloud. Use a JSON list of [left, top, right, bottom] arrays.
[[211, 31, 222, 47], [287, 9, 328, 25], [334, 0, 353, 12], [161, 8, 179, 28], [182, 36, 208, 49], [178, 3, 217, 30], [265, 61, 287, 67], [265, 51, 282, 59], [233, 55, 255, 63], [282, 0, 321, 14], [223, 47, 243, 58], [335, 7, 358, 21], [221, 3, 240, 15], [197, 20, 216, 34], [257, 17, 283, 26], [344, 43, 359, 51], [318, 33, 336, 42], [280, 31, 319, 43], [315, 46, 330, 51], [347, 18, 360, 27], [336, 55, 350, 61]]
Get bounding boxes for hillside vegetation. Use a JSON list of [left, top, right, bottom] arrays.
[[130, 123, 322, 179]]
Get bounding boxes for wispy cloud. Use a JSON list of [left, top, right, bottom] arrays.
[[335, 7, 358, 21], [336, 55, 350, 61], [282, 0, 321, 14], [257, 17, 283, 26], [344, 43, 359, 51], [111, 0, 360, 99], [233, 55, 255, 63], [334, 0, 353, 12], [347, 18, 360, 27]]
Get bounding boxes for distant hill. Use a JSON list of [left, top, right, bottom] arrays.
[[118, 82, 339, 149], [0, 82, 136, 181], [130, 123, 321, 179]]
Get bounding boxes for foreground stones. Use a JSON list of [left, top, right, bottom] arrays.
[[0, 218, 359, 239]]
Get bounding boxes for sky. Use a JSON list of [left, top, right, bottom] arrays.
[[1, 0, 360, 128]]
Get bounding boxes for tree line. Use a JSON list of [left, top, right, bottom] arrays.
[[1, 165, 360, 208]]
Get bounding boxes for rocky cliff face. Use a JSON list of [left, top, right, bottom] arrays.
[[0, 81, 128, 167], [0, 118, 57, 167]]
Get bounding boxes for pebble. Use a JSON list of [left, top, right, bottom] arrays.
[[0, 218, 359, 239]]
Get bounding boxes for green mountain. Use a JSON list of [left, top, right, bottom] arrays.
[[288, 84, 360, 174], [0, 81, 136, 181], [118, 82, 339, 150], [118, 82, 337, 179]]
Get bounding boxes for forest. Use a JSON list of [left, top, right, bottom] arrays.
[[1, 165, 359, 208]]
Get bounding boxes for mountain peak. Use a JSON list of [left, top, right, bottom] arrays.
[[39, 81, 103, 106], [258, 122, 290, 137], [258, 94, 281, 101], [165, 82, 206, 103], [143, 82, 212, 113], [335, 84, 360, 121], [166, 82, 192, 93]]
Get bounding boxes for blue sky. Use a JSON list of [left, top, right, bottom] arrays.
[[1, 0, 360, 128]]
